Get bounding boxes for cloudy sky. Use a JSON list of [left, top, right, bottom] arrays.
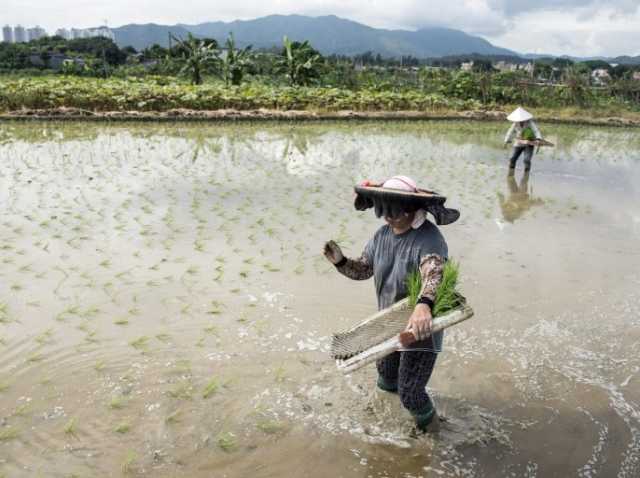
[[3, 0, 640, 57]]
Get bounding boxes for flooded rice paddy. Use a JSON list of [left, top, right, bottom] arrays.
[[1, 120, 640, 477]]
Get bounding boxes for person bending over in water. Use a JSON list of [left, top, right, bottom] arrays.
[[324, 175, 459, 433], [503, 106, 543, 172]]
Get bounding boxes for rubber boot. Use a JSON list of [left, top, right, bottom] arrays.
[[376, 375, 398, 393], [414, 408, 440, 433]]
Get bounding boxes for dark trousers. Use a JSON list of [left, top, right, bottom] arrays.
[[376, 350, 437, 415], [509, 145, 534, 170]]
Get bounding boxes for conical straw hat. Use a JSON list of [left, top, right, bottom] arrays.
[[507, 107, 533, 122]]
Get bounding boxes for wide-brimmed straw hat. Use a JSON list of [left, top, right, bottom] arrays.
[[507, 107, 533, 122], [354, 176, 460, 226]]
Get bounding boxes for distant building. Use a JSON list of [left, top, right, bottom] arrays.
[[633, 72, 640, 81], [591, 68, 611, 85], [2, 25, 13, 43], [13, 25, 27, 43], [55, 28, 71, 39], [90, 26, 115, 41], [67, 26, 115, 41], [27, 26, 47, 42], [494, 61, 517, 72], [522, 62, 534, 75], [460, 61, 474, 72]]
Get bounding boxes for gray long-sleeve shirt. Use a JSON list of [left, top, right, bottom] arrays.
[[504, 120, 542, 144], [336, 220, 448, 351]]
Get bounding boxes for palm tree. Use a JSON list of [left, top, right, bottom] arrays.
[[279, 36, 323, 86], [220, 33, 253, 86], [170, 33, 218, 85]]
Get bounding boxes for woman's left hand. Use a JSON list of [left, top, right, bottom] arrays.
[[406, 303, 432, 341]]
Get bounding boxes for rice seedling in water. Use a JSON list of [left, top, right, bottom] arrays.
[[203, 325, 219, 335], [256, 418, 286, 435], [121, 451, 137, 474], [274, 366, 287, 383], [262, 262, 280, 272], [114, 318, 129, 326], [156, 333, 171, 343], [27, 353, 45, 363], [217, 432, 236, 452], [202, 378, 220, 399], [64, 418, 77, 437], [84, 331, 100, 344], [129, 336, 150, 351], [165, 409, 181, 424], [0, 382, 9, 392], [0, 427, 19, 442], [114, 422, 131, 434], [109, 396, 126, 410], [168, 382, 194, 400], [207, 301, 224, 315], [13, 403, 30, 416], [0, 303, 10, 324]]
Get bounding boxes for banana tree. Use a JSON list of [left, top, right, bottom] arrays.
[[561, 65, 591, 106], [170, 33, 218, 85], [279, 36, 323, 86], [220, 33, 253, 86]]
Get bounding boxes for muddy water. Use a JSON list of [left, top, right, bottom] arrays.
[[0, 121, 639, 477]]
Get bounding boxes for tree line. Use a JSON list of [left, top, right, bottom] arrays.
[[1, 33, 639, 106]]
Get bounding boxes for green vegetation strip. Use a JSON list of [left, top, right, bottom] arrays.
[[0, 77, 477, 112]]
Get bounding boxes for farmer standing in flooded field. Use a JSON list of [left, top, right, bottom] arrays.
[[323, 176, 459, 433], [504, 107, 544, 172]]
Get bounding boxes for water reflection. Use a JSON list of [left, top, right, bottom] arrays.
[[497, 170, 544, 223]]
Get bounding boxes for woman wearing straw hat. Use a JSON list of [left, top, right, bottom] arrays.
[[504, 107, 543, 172], [323, 175, 459, 433]]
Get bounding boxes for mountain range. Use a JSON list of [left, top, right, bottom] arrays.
[[112, 14, 640, 64], [113, 14, 516, 58]]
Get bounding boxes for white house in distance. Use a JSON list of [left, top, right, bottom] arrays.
[[460, 61, 474, 71], [493, 61, 534, 75], [591, 68, 611, 85]]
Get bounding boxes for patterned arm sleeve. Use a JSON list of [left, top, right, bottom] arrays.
[[418, 254, 445, 304], [335, 255, 373, 281]]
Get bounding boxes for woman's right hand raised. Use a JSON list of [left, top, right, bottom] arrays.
[[323, 240, 344, 265]]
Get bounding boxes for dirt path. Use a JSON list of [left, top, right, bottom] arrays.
[[1, 107, 640, 127]]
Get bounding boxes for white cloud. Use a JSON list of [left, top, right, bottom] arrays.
[[486, 5, 640, 56], [1, 0, 639, 56]]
